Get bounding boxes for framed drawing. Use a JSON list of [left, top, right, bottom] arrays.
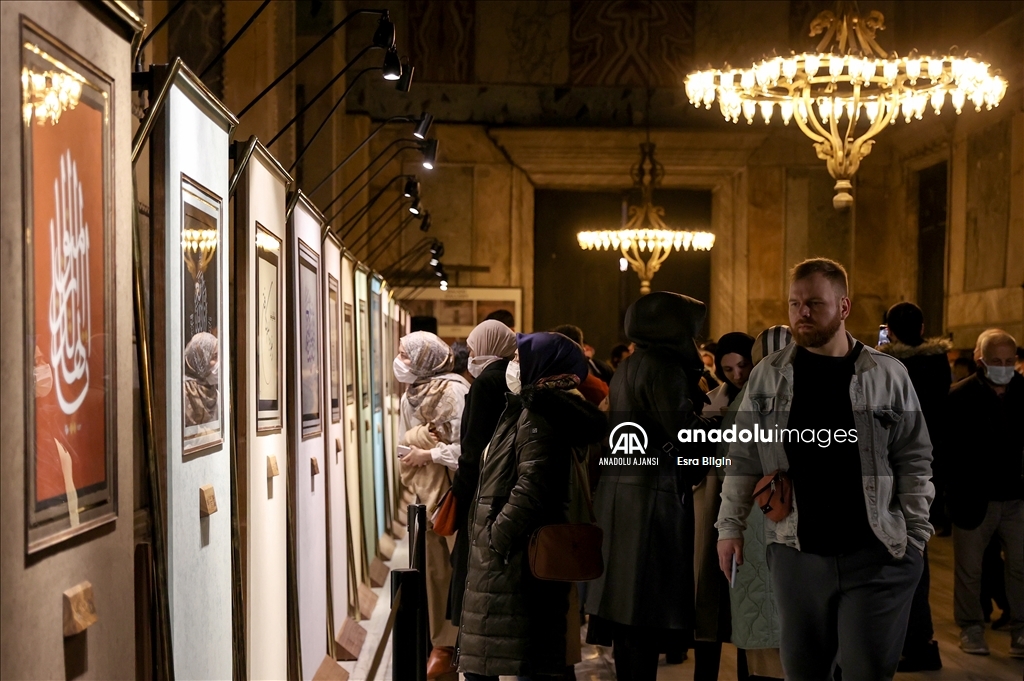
[[298, 239, 322, 439], [343, 302, 355, 405], [180, 176, 224, 455], [358, 300, 370, 409], [328, 275, 341, 423], [370, 290, 383, 413], [255, 224, 282, 432], [22, 20, 117, 553]]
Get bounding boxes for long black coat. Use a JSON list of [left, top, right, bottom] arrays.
[[585, 292, 718, 637], [458, 387, 606, 675], [448, 358, 510, 626], [946, 370, 1024, 529]]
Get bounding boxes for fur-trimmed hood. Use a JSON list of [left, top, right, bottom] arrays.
[[520, 386, 607, 447], [877, 337, 952, 360]]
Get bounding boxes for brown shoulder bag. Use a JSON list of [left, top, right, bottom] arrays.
[[752, 469, 793, 523], [527, 455, 604, 581]]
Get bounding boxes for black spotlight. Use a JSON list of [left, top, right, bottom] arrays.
[[372, 12, 396, 49], [419, 212, 432, 232], [403, 178, 420, 199], [408, 198, 422, 215], [413, 112, 434, 140], [396, 58, 414, 92], [421, 138, 438, 169], [382, 47, 402, 81]]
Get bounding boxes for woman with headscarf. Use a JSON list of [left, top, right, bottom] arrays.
[[702, 332, 755, 416], [394, 331, 469, 676], [693, 332, 754, 679], [183, 332, 219, 428], [448, 320, 518, 632], [719, 325, 791, 681], [585, 292, 719, 681], [458, 332, 606, 679]]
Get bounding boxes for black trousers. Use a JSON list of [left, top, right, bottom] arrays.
[[768, 542, 922, 681], [612, 630, 660, 681], [902, 544, 934, 655]]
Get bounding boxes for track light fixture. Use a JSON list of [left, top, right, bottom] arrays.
[[413, 112, 434, 140], [372, 12, 396, 49], [430, 240, 444, 260], [382, 47, 402, 81], [419, 212, 431, 232], [403, 178, 420, 199], [421, 138, 438, 169], [409, 198, 422, 215], [396, 58, 414, 92]]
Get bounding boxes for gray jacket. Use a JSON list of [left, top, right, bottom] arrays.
[[716, 334, 934, 558]]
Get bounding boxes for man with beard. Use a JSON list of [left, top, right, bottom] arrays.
[[715, 258, 934, 681]]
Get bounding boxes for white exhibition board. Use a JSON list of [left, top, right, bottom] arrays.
[[290, 194, 329, 679], [156, 67, 235, 680], [236, 140, 290, 681], [323, 235, 351, 636], [341, 253, 366, 589], [354, 268, 377, 563], [381, 286, 396, 528]]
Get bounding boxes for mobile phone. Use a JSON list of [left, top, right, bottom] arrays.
[[877, 324, 890, 346], [396, 445, 411, 459], [730, 553, 738, 588]]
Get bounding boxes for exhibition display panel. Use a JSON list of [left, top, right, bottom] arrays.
[[232, 136, 291, 680], [149, 60, 238, 680], [288, 192, 333, 680]]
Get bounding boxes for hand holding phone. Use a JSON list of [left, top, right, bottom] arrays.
[[730, 553, 738, 588], [396, 445, 411, 459]]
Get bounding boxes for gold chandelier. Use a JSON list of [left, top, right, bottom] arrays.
[[684, 1, 1007, 210], [577, 143, 715, 295]]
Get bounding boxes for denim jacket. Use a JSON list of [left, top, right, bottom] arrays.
[[715, 333, 934, 558]]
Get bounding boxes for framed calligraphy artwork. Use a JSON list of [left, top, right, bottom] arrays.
[[358, 299, 370, 409], [21, 20, 117, 553], [255, 224, 282, 432], [328, 275, 341, 423], [298, 239, 322, 439], [180, 176, 224, 454], [343, 302, 355, 405]]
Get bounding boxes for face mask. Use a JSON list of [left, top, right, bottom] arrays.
[[983, 362, 1014, 386], [468, 355, 498, 378], [393, 356, 418, 384], [505, 360, 521, 394], [34, 362, 53, 398]]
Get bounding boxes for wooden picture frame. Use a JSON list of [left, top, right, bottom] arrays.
[[343, 302, 355, 406], [297, 239, 322, 439], [255, 223, 283, 432], [180, 175, 225, 455], [328, 275, 341, 423], [21, 19, 117, 554]]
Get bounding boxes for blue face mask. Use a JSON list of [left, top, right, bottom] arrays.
[[983, 362, 1014, 386]]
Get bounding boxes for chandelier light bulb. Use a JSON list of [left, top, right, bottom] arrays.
[[742, 100, 756, 124], [829, 56, 844, 80], [780, 100, 794, 125], [883, 60, 899, 84], [906, 58, 921, 83], [930, 90, 945, 114], [759, 101, 774, 124], [782, 58, 798, 80], [927, 58, 944, 81], [805, 54, 820, 77]]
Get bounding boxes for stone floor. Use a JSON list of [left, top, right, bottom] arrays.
[[350, 534, 1023, 681]]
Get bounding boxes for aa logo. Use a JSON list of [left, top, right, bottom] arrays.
[[609, 421, 648, 455]]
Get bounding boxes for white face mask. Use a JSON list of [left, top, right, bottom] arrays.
[[393, 356, 418, 384], [983, 362, 1014, 386], [468, 355, 499, 378], [505, 360, 521, 394]]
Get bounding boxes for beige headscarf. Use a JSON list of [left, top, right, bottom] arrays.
[[467, 319, 517, 372], [401, 331, 461, 440]]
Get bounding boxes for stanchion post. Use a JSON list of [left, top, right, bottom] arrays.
[[412, 505, 428, 681], [391, 570, 419, 681]]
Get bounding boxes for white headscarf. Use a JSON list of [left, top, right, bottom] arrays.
[[466, 319, 517, 376]]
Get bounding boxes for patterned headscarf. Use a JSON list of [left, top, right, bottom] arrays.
[[518, 332, 588, 391], [752, 325, 793, 365], [401, 331, 459, 426]]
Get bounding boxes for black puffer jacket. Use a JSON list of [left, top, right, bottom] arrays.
[[586, 292, 718, 638], [457, 387, 606, 675]]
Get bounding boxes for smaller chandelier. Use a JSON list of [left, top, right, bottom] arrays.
[[578, 143, 715, 295], [22, 68, 84, 126], [684, 1, 1007, 210]]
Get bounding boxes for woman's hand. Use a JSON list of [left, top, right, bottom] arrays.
[[403, 446, 434, 467]]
